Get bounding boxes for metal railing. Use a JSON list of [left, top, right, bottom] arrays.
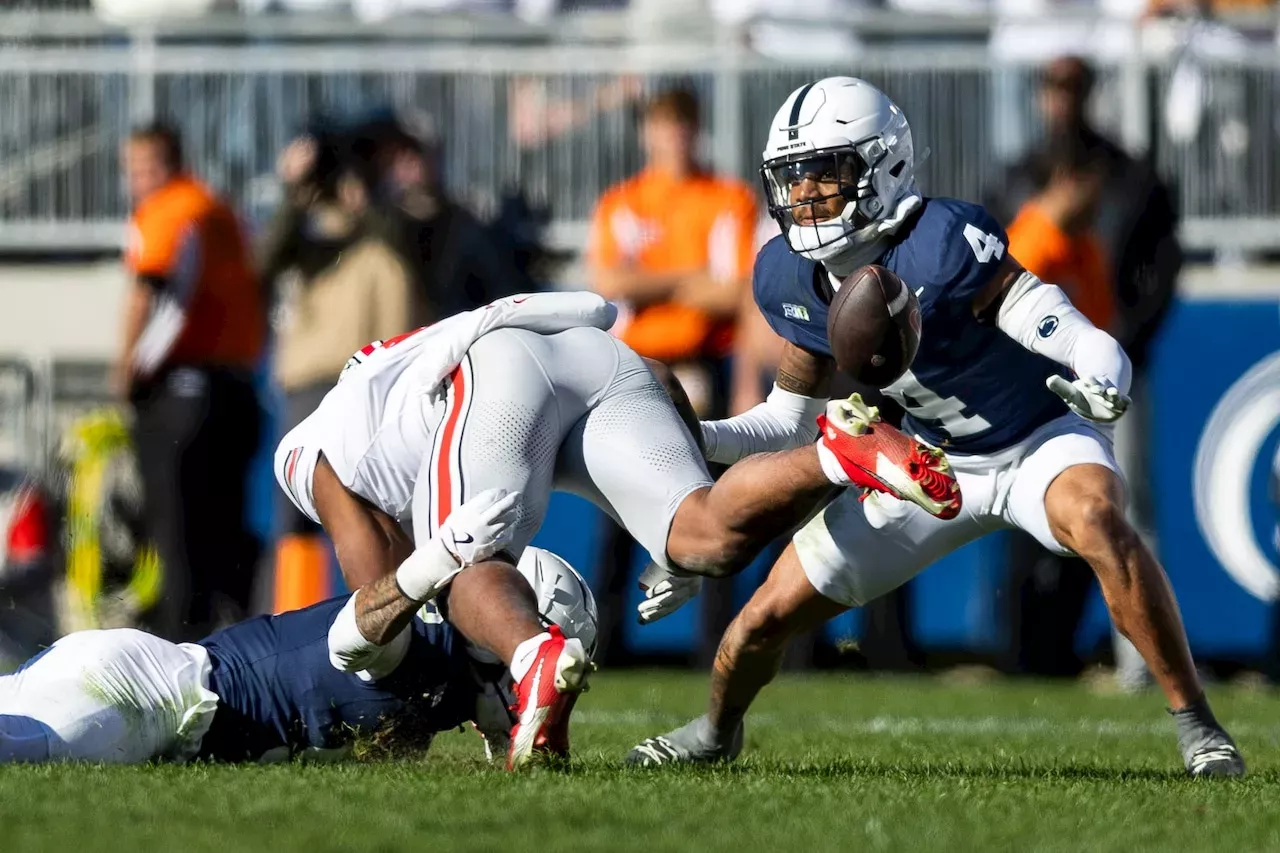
[[2, 32, 1280, 252]]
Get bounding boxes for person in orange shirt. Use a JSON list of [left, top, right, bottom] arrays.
[[1003, 134, 1119, 680], [116, 124, 266, 641], [1007, 137, 1115, 334], [589, 86, 758, 415], [587, 87, 759, 665]]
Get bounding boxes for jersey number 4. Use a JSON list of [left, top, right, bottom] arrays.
[[963, 224, 1005, 264], [889, 371, 992, 439]]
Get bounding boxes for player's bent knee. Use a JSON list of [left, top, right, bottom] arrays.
[[1058, 495, 1134, 562], [667, 515, 752, 579], [736, 597, 797, 652]]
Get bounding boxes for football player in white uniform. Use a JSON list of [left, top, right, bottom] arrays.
[[0, 491, 593, 767], [278, 290, 959, 768], [627, 78, 1243, 777]]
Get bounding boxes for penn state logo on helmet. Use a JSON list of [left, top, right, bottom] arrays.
[[1193, 351, 1280, 602], [760, 76, 918, 268]]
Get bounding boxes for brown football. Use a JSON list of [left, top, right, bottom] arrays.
[[826, 264, 921, 388]]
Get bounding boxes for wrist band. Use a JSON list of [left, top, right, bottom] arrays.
[[395, 535, 463, 603]]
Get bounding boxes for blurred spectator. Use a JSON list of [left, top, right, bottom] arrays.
[[258, 129, 420, 613], [989, 0, 1101, 161], [116, 124, 266, 641], [1000, 135, 1113, 679], [360, 114, 541, 317], [1005, 136, 1114, 332], [588, 87, 756, 406], [989, 55, 1181, 686], [587, 86, 757, 665], [989, 55, 1180, 370]]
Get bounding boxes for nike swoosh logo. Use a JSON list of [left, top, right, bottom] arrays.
[[453, 532, 475, 545]]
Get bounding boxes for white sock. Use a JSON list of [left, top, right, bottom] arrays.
[[815, 440, 852, 486], [508, 631, 552, 683]]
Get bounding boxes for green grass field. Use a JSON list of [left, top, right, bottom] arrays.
[[3, 670, 1280, 852]]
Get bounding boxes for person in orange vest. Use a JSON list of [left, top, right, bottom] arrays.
[[587, 86, 759, 665], [589, 86, 759, 413], [1001, 133, 1118, 679], [1006, 135, 1115, 335], [117, 124, 266, 640]]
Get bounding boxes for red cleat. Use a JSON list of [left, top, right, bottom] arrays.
[[507, 626, 592, 769], [817, 394, 962, 520]]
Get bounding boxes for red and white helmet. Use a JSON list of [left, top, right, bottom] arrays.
[[761, 77, 916, 266]]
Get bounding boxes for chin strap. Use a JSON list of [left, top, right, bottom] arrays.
[[823, 187, 924, 280]]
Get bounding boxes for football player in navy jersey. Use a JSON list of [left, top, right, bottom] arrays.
[[629, 76, 1243, 777], [0, 494, 596, 767]]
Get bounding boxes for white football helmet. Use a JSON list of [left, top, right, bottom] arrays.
[[761, 76, 917, 267], [466, 547, 599, 761], [515, 547, 599, 657]]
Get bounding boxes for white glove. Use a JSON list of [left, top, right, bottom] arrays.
[[441, 488, 521, 566], [397, 489, 520, 602], [637, 563, 703, 625], [1047, 375, 1131, 424]]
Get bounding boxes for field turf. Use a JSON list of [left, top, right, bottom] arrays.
[[3, 670, 1280, 852]]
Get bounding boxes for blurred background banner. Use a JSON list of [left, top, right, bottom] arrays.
[[3, 0, 1280, 673]]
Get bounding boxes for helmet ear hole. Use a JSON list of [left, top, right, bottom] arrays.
[[889, 160, 906, 178]]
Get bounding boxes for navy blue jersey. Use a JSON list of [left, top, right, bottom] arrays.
[[754, 197, 1067, 455], [196, 597, 474, 762]]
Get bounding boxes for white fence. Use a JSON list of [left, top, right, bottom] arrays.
[[2, 19, 1280, 252]]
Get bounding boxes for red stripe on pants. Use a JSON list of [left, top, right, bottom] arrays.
[[436, 365, 466, 530]]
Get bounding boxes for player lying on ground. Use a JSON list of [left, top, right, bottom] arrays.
[[0, 496, 595, 765], [628, 76, 1243, 778], [277, 291, 960, 768]]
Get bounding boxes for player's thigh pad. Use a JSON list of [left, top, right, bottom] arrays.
[[413, 330, 570, 554], [0, 629, 217, 763], [795, 480, 992, 608], [557, 349, 712, 570], [1004, 415, 1122, 556]]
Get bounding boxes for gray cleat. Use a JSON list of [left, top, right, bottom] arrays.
[[626, 715, 744, 767], [1172, 699, 1246, 778], [1186, 738, 1246, 778]]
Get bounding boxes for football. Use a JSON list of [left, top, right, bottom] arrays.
[[826, 264, 921, 388]]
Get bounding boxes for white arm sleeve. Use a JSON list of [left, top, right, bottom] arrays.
[[701, 384, 827, 465], [996, 271, 1133, 395], [327, 591, 413, 682]]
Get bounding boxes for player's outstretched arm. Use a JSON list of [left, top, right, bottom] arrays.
[[700, 341, 835, 464], [327, 489, 519, 674], [976, 259, 1132, 423]]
